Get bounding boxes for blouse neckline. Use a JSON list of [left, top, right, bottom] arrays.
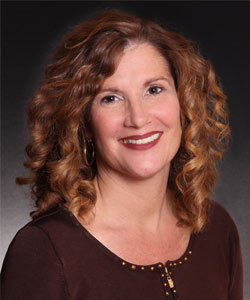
[[63, 205, 194, 272]]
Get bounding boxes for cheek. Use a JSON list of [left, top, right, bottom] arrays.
[[90, 110, 121, 142], [157, 100, 181, 129]]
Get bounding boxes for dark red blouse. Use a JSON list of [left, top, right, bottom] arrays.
[[1, 201, 243, 300]]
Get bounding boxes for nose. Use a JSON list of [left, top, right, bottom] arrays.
[[124, 99, 151, 128]]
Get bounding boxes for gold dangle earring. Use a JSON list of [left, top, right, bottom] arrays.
[[83, 138, 95, 167]]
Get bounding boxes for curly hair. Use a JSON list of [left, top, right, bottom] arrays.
[[17, 10, 230, 232]]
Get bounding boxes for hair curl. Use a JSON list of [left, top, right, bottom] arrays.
[[17, 10, 230, 232]]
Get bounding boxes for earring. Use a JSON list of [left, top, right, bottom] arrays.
[[83, 138, 95, 167]]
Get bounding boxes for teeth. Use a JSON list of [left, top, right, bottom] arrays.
[[123, 133, 160, 145]]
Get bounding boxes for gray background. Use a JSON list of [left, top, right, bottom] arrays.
[[1, 1, 250, 298]]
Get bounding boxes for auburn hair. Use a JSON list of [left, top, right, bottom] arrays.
[[17, 10, 230, 232]]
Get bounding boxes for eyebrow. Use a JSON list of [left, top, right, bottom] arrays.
[[98, 87, 122, 94], [99, 76, 171, 94], [143, 76, 171, 87]]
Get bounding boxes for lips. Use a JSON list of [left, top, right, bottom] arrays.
[[119, 131, 163, 150]]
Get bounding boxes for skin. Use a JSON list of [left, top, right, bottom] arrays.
[[78, 43, 190, 265]]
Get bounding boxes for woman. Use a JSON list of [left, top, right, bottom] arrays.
[[1, 10, 243, 300]]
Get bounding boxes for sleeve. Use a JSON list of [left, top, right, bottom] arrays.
[[228, 221, 244, 300], [1, 225, 69, 300]]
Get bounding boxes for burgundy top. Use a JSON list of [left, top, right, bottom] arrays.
[[1, 201, 243, 300]]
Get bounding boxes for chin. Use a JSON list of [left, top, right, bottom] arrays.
[[124, 162, 169, 180]]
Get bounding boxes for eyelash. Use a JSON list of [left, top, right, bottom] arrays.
[[100, 85, 165, 104], [100, 95, 119, 104], [146, 86, 164, 95]]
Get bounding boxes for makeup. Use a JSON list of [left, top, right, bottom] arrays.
[[119, 131, 163, 150]]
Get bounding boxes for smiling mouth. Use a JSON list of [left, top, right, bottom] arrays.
[[122, 132, 161, 145], [119, 131, 163, 150]]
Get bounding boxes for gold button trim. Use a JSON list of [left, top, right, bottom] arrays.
[[120, 250, 192, 274], [173, 289, 177, 293], [167, 249, 192, 269], [166, 292, 169, 295], [164, 283, 167, 286]]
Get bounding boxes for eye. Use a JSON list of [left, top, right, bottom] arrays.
[[147, 86, 163, 95], [101, 95, 119, 103]]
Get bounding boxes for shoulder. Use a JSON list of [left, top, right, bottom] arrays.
[[192, 201, 242, 274], [27, 205, 77, 231], [206, 200, 239, 239], [196, 200, 241, 253], [21, 204, 79, 236], [3, 206, 67, 257], [3, 205, 80, 262], [205, 201, 243, 298], [1, 206, 71, 299]]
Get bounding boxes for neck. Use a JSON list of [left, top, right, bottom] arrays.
[[89, 164, 175, 232]]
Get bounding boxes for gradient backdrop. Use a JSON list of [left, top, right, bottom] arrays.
[[2, 1, 250, 298]]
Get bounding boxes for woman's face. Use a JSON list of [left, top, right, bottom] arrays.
[[90, 43, 182, 179]]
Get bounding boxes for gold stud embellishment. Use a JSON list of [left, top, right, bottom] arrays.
[[169, 263, 172, 266], [173, 263, 177, 266], [122, 261, 126, 266], [184, 257, 188, 261], [141, 266, 145, 270], [189, 250, 192, 255], [166, 292, 169, 295], [173, 289, 177, 293], [179, 261, 183, 264], [150, 266, 154, 270], [164, 283, 167, 286], [158, 264, 162, 268], [161, 274, 165, 277], [131, 265, 136, 269]]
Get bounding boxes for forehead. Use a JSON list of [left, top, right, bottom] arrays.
[[102, 43, 172, 88]]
